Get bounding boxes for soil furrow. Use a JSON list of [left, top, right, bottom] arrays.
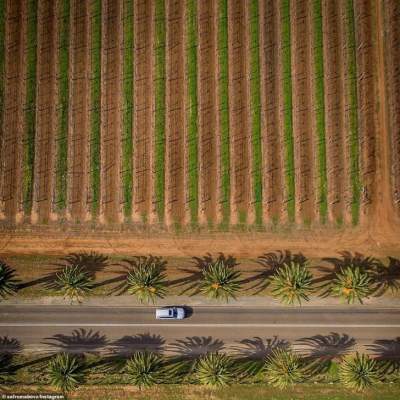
[[165, 0, 186, 228], [99, 0, 123, 224], [259, 0, 283, 225], [384, 1, 400, 214], [0, 0, 27, 223], [227, 0, 250, 225], [291, 0, 315, 224], [197, 0, 218, 225], [133, 0, 153, 223], [31, 0, 58, 224], [66, 0, 90, 223], [354, 0, 377, 223], [322, 0, 346, 224]]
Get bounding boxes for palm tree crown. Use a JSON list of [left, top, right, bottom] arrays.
[[55, 265, 94, 303], [265, 348, 304, 389], [339, 353, 380, 391], [199, 259, 242, 302], [270, 262, 313, 305], [330, 266, 373, 304], [195, 352, 236, 387], [126, 257, 168, 303], [0, 261, 19, 300], [125, 351, 165, 388], [47, 353, 85, 392]]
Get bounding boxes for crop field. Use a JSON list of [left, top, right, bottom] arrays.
[[0, 0, 399, 234]]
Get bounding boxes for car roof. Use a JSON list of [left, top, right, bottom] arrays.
[[156, 308, 173, 317]]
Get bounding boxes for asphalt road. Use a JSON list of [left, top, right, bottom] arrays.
[[1, 305, 399, 356]]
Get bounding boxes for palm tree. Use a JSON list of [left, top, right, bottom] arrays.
[[47, 353, 85, 392], [265, 348, 304, 389], [199, 259, 242, 302], [55, 265, 94, 303], [330, 266, 373, 304], [339, 353, 380, 391], [195, 353, 236, 387], [0, 261, 19, 300], [126, 257, 168, 303], [125, 351, 165, 388], [270, 262, 313, 305]]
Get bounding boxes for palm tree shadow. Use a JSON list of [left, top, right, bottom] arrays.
[[233, 336, 289, 360], [0, 336, 23, 378], [297, 332, 356, 375], [372, 257, 400, 297], [169, 253, 237, 296], [42, 328, 108, 355], [247, 250, 307, 295], [168, 336, 224, 359], [317, 251, 382, 297], [105, 255, 167, 296], [18, 252, 109, 290], [367, 337, 400, 374], [110, 333, 165, 356]]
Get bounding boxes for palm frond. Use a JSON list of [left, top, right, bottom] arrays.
[[270, 262, 313, 305], [199, 259, 242, 302], [339, 353, 380, 391], [330, 266, 373, 304], [195, 352, 236, 387], [0, 261, 19, 300]]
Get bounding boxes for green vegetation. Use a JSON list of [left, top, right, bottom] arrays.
[[199, 259, 242, 302], [280, 0, 295, 222], [23, 0, 38, 214], [90, 0, 102, 216], [122, 0, 134, 218], [47, 353, 85, 392], [345, 0, 360, 225], [154, 0, 166, 222], [195, 353, 236, 387], [0, 261, 19, 300], [249, 0, 263, 226], [187, 0, 198, 226], [313, 0, 328, 223], [339, 353, 380, 391], [126, 351, 165, 388], [330, 266, 373, 304], [270, 262, 314, 305], [55, 265, 94, 303], [218, 0, 230, 227], [265, 348, 304, 389], [125, 256, 168, 303], [55, 0, 70, 211]]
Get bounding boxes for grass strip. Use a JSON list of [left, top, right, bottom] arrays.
[[345, 0, 360, 225], [122, 0, 134, 218], [187, 0, 198, 226], [23, 0, 38, 215], [313, 0, 328, 223], [249, 0, 263, 226], [55, 0, 70, 212], [90, 0, 101, 217], [154, 0, 166, 222], [280, 0, 295, 222], [218, 0, 230, 228]]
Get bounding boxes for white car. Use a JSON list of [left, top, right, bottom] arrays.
[[155, 306, 185, 320]]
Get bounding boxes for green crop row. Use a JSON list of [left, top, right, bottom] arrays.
[[249, 0, 263, 227], [313, 0, 328, 223], [23, 0, 38, 215], [154, 0, 166, 222], [281, 0, 295, 222], [187, 0, 198, 226], [218, 0, 230, 228], [122, 0, 134, 218], [55, 0, 70, 212], [90, 0, 101, 217], [345, 0, 360, 225]]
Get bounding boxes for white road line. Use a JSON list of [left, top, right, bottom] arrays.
[[1, 323, 399, 328]]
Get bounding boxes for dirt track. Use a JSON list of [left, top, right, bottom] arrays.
[[66, 0, 90, 222], [31, 0, 58, 224]]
